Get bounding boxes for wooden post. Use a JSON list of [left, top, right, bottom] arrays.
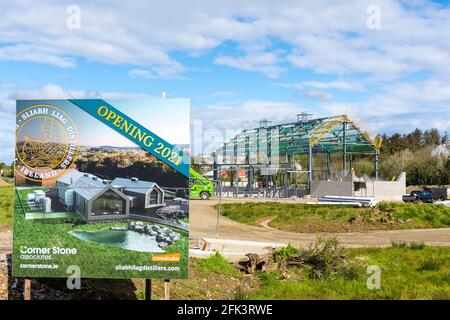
[[145, 279, 152, 300], [164, 279, 171, 300], [24, 278, 31, 300]]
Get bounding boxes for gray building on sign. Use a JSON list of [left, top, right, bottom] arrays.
[[111, 177, 164, 210], [55, 169, 86, 204], [55, 170, 164, 222]]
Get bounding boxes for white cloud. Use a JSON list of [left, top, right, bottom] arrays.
[[287, 36, 408, 77], [0, 1, 449, 142], [319, 79, 450, 134], [275, 80, 364, 91], [194, 99, 306, 132], [9, 84, 99, 100], [0, 94, 17, 163], [1, 0, 449, 81], [274, 80, 365, 102], [283, 1, 450, 79], [128, 61, 184, 79], [386, 80, 450, 103], [303, 90, 332, 101], [0, 1, 192, 75], [129, 69, 152, 79], [192, 98, 310, 152], [318, 102, 377, 137], [302, 80, 364, 91], [7, 83, 154, 101], [211, 91, 236, 98], [0, 44, 75, 68], [215, 52, 285, 78], [194, 76, 450, 144]]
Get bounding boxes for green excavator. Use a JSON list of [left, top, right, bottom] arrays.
[[189, 168, 214, 200]]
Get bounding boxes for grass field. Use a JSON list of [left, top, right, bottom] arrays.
[[249, 245, 450, 299], [144, 252, 259, 300], [13, 188, 189, 279], [0, 186, 13, 225], [159, 243, 449, 300], [218, 202, 450, 233], [13, 243, 450, 300]]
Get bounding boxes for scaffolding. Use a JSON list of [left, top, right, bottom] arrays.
[[210, 114, 380, 198]]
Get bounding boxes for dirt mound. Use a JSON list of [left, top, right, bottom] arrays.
[[406, 185, 450, 194]]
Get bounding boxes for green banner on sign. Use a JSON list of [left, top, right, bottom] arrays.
[[70, 99, 189, 177]]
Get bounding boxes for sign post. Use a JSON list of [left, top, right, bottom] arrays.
[[145, 279, 152, 300], [24, 278, 31, 300], [164, 279, 171, 300], [13, 99, 190, 293]]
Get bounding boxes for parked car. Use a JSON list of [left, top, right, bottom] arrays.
[[402, 190, 435, 203], [429, 188, 449, 201]]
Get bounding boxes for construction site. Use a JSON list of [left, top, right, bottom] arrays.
[[200, 113, 406, 203]]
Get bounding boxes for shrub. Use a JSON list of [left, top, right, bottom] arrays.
[[391, 240, 408, 248], [440, 216, 450, 226], [273, 244, 300, 262], [442, 270, 450, 285], [391, 240, 426, 249], [347, 212, 357, 223], [234, 286, 247, 300], [418, 257, 441, 271], [296, 237, 354, 279], [430, 289, 450, 300], [409, 241, 425, 250]]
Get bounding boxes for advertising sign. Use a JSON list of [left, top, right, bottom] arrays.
[[13, 99, 190, 279]]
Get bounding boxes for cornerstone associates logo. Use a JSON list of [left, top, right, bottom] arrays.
[[15, 104, 79, 182]]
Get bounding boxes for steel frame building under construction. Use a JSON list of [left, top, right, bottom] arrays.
[[210, 114, 382, 198]]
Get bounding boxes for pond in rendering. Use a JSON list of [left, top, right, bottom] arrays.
[[70, 229, 165, 253]]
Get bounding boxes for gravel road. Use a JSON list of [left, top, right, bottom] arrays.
[[190, 199, 450, 248]]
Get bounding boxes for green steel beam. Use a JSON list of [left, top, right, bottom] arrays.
[[216, 115, 378, 164]]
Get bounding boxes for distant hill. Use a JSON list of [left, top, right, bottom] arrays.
[[88, 144, 190, 152], [96, 145, 140, 150]]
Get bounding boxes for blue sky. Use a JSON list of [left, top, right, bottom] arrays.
[[1, 0, 450, 163]]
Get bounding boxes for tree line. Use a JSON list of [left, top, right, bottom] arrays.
[[0, 162, 13, 178], [380, 128, 447, 154], [379, 128, 449, 186]]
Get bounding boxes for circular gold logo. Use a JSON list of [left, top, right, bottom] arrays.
[[15, 104, 80, 182]]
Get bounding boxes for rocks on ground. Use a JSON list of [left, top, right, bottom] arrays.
[[156, 205, 188, 220], [126, 221, 181, 248]]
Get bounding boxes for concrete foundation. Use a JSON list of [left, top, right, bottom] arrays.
[[190, 238, 285, 262]]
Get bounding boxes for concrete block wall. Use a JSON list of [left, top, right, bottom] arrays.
[[310, 172, 406, 201], [372, 172, 406, 201], [310, 181, 353, 197]]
